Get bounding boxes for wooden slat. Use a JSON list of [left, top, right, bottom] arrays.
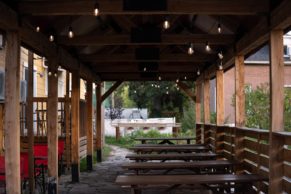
[[283, 179, 291, 193], [244, 139, 258, 151], [244, 150, 258, 164], [204, 78, 210, 123], [284, 148, 291, 163], [86, 81, 93, 170], [283, 163, 291, 178], [216, 70, 224, 125], [235, 55, 245, 127]]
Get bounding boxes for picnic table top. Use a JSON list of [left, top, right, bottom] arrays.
[[135, 137, 196, 141], [134, 144, 205, 147], [126, 153, 217, 160], [130, 146, 210, 152], [116, 174, 268, 185], [122, 160, 236, 170]]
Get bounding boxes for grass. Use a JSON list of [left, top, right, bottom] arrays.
[[80, 145, 112, 172]]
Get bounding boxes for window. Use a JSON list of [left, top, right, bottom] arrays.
[[284, 45, 291, 56]]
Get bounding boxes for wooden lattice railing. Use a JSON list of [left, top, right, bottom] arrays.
[[197, 123, 291, 193]]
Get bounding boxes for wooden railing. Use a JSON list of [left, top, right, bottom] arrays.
[[197, 123, 291, 193]]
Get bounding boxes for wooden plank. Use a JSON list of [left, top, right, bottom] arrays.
[[101, 81, 122, 102], [18, 0, 269, 15], [96, 82, 102, 162], [216, 70, 224, 125], [65, 71, 71, 168], [47, 63, 59, 187], [86, 81, 93, 171], [235, 55, 245, 127], [4, 31, 21, 194], [26, 51, 35, 192], [71, 70, 80, 182], [269, 30, 284, 194], [203, 78, 210, 123], [177, 82, 195, 102]]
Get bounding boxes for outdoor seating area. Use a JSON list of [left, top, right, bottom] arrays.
[[0, 0, 291, 194], [117, 137, 268, 193]]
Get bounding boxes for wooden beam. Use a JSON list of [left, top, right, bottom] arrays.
[[81, 53, 216, 63], [18, 0, 269, 15], [176, 82, 196, 102], [59, 34, 235, 46], [203, 78, 210, 124], [235, 55, 245, 127], [95, 82, 102, 162], [4, 31, 21, 194], [71, 70, 80, 182], [269, 30, 284, 194], [101, 81, 122, 102], [27, 51, 35, 193], [47, 62, 59, 191], [216, 70, 224, 125], [64, 71, 71, 169], [86, 81, 93, 171], [0, 2, 18, 30]]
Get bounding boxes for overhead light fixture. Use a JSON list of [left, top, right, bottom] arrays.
[[68, 26, 74, 38], [205, 41, 211, 52], [49, 35, 54, 42], [188, 43, 194, 55], [197, 69, 200, 76], [218, 51, 223, 60], [36, 26, 40, 32], [94, 2, 100, 16], [217, 23, 222, 33], [163, 17, 170, 30]]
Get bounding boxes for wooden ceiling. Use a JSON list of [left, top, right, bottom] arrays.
[[3, 0, 291, 81]]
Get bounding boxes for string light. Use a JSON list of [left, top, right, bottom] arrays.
[[143, 67, 147, 72], [188, 43, 194, 55], [184, 76, 187, 80], [36, 26, 40, 32], [176, 78, 179, 83], [94, 2, 100, 16], [68, 26, 74, 38], [166, 91, 169, 95], [218, 51, 224, 60], [134, 90, 137, 93], [197, 69, 200, 76], [217, 23, 222, 33], [219, 61, 223, 70], [158, 76, 162, 81], [205, 41, 211, 52], [49, 35, 54, 42], [163, 17, 170, 30]]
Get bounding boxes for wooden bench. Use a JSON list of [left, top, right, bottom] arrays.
[[115, 174, 268, 194], [126, 153, 217, 162], [135, 137, 196, 144], [122, 160, 236, 175], [130, 146, 211, 154]]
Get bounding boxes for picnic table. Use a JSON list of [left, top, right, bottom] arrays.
[[130, 145, 211, 154], [122, 160, 236, 175], [116, 174, 268, 194], [134, 143, 206, 147], [135, 137, 196, 144], [126, 153, 217, 162]]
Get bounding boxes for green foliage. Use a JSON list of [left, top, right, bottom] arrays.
[[181, 101, 196, 132], [119, 85, 136, 108]]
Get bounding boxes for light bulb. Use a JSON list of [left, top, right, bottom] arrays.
[[151, 84, 154, 87], [94, 3, 99, 16], [166, 91, 169, 95], [218, 23, 222, 33], [134, 90, 137, 93], [163, 19, 170, 30], [48, 72, 52, 76], [184, 76, 187, 80], [36, 26, 40, 32], [158, 76, 162, 81], [197, 69, 200, 76], [176, 78, 179, 83], [54, 73, 58, 77], [68, 27, 74, 38], [49, 35, 54, 42], [218, 51, 223, 60], [188, 43, 194, 55], [219, 64, 223, 70], [143, 67, 147, 72], [205, 42, 211, 52]]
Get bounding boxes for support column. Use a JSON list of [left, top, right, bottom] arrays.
[[204, 78, 210, 124], [71, 70, 80, 182], [216, 70, 224, 125], [27, 51, 35, 192], [47, 62, 59, 193], [269, 30, 284, 194], [86, 81, 93, 171], [96, 82, 102, 162], [65, 71, 70, 169], [4, 31, 21, 194], [195, 82, 202, 144]]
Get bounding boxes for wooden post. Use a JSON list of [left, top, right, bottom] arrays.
[[4, 31, 21, 194], [204, 78, 210, 124], [96, 82, 102, 162], [47, 62, 59, 193], [195, 82, 202, 144], [71, 70, 80, 182], [216, 70, 224, 125], [0, 104, 3, 156], [86, 81, 93, 171], [235, 55, 245, 127], [115, 126, 120, 141], [27, 51, 35, 192], [269, 30, 284, 194], [65, 71, 71, 169]]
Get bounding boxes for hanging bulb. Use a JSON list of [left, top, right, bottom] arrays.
[[184, 76, 187, 80], [94, 2, 100, 16], [219, 61, 223, 70], [151, 84, 154, 87], [197, 69, 200, 76], [188, 43, 194, 55], [163, 18, 170, 30], [157, 85, 160, 88], [217, 23, 222, 33], [143, 67, 147, 72], [134, 90, 137, 93], [218, 51, 224, 60], [68, 26, 74, 38], [176, 78, 179, 83], [205, 41, 211, 52], [175, 83, 178, 87], [158, 76, 162, 81], [166, 91, 169, 95], [36, 26, 40, 32], [49, 35, 54, 42]]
